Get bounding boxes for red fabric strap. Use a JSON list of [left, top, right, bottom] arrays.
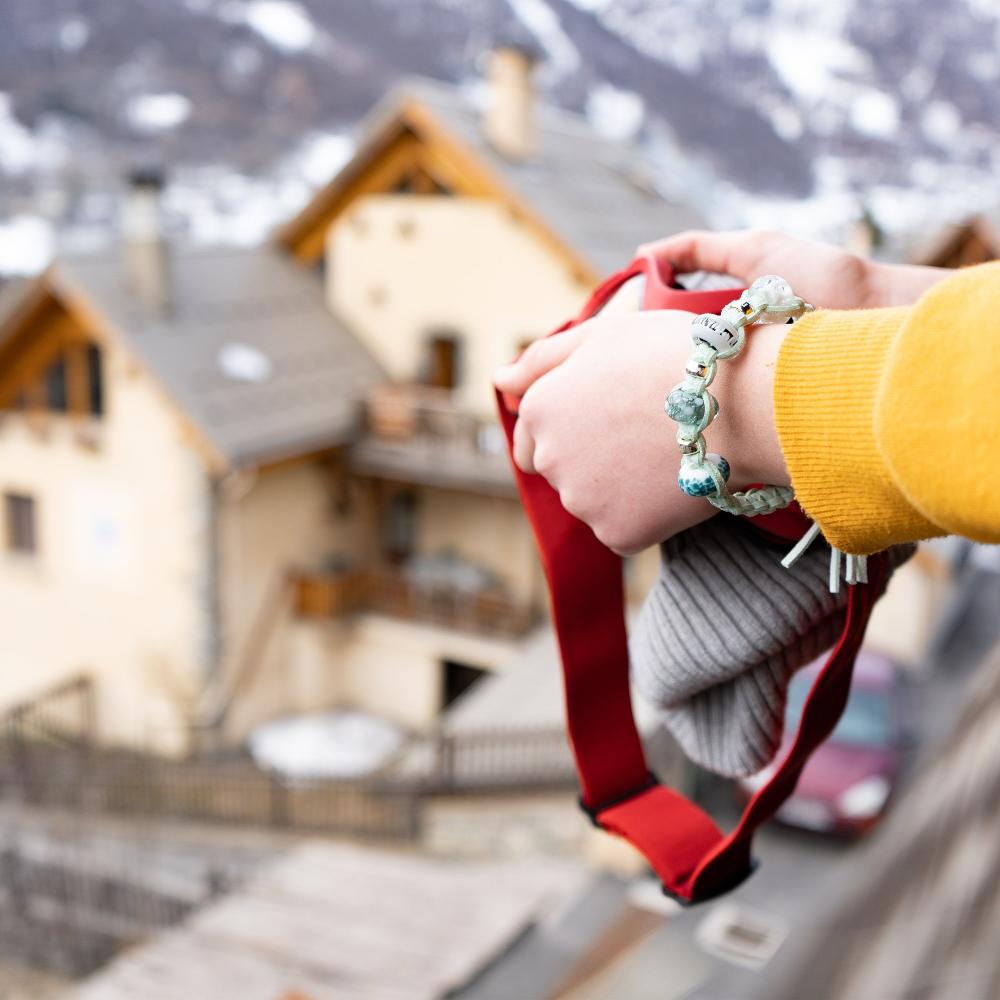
[[497, 257, 886, 904]]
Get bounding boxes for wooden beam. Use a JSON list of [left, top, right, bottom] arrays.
[[404, 101, 599, 284], [66, 342, 91, 415], [0, 307, 86, 409], [279, 128, 427, 264]]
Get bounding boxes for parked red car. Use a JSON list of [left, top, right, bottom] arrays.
[[738, 649, 913, 837]]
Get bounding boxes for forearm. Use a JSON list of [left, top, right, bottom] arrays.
[[770, 261, 1000, 553], [865, 261, 952, 307]]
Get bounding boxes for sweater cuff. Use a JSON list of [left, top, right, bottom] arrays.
[[773, 307, 941, 555]]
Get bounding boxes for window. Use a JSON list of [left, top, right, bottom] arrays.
[[423, 333, 461, 390], [442, 660, 488, 709], [44, 357, 68, 412], [87, 344, 104, 417], [3, 342, 105, 418], [385, 491, 417, 564], [4, 493, 37, 555]]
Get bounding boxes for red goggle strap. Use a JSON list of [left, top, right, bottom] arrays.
[[497, 259, 886, 903]]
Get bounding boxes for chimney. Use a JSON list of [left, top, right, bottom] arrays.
[[123, 167, 170, 315], [483, 44, 538, 160], [846, 205, 882, 259]]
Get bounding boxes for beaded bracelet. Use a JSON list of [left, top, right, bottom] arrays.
[[665, 275, 813, 518]]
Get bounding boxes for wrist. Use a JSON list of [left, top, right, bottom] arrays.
[[712, 322, 791, 490]]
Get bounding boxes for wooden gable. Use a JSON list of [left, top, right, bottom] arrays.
[[915, 215, 1000, 269], [0, 272, 227, 472], [0, 279, 104, 417], [274, 99, 597, 285]]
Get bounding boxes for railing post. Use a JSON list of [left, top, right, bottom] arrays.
[[435, 731, 455, 791], [269, 771, 289, 827], [9, 708, 32, 804]]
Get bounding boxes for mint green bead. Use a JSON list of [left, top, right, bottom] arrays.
[[665, 388, 705, 424]]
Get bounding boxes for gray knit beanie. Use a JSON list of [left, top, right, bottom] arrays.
[[630, 516, 915, 778]]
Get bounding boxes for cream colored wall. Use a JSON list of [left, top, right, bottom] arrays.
[[411, 487, 542, 603], [321, 614, 523, 730], [216, 460, 382, 738], [218, 473, 543, 738], [327, 194, 590, 418], [0, 353, 209, 753]]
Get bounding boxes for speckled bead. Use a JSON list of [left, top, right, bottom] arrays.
[[678, 454, 731, 498], [665, 388, 705, 425]]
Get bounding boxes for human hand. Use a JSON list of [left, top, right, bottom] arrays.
[[493, 310, 790, 555], [639, 229, 948, 309]]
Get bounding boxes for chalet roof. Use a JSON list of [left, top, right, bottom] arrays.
[[400, 80, 704, 277], [54, 244, 384, 469], [281, 76, 705, 279]]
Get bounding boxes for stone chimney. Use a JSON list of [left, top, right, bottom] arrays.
[[483, 44, 538, 160], [846, 205, 882, 259], [123, 167, 170, 316]]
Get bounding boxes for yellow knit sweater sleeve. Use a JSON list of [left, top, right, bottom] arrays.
[[774, 261, 1000, 555]]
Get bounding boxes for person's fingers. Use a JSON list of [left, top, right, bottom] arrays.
[[492, 326, 586, 397], [637, 229, 751, 279], [511, 413, 537, 473]]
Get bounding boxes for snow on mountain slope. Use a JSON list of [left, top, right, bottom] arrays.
[[0, 0, 996, 274]]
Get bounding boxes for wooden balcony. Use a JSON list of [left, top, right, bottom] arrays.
[[292, 565, 541, 639], [350, 383, 515, 497]]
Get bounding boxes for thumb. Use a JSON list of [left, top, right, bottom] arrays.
[[492, 325, 587, 397]]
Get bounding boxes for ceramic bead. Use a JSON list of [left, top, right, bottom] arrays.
[[677, 454, 730, 498], [691, 314, 740, 353]]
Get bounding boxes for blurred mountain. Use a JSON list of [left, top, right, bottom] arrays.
[[0, 0, 997, 271]]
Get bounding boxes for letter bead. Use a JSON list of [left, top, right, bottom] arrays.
[[691, 314, 739, 353]]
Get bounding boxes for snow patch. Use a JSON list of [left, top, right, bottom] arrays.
[[293, 132, 355, 187], [507, 0, 580, 75], [218, 342, 273, 382], [768, 29, 870, 102], [586, 84, 644, 142], [0, 94, 38, 175], [767, 103, 804, 142], [249, 710, 405, 780], [921, 101, 961, 145], [242, 0, 316, 53], [0, 216, 54, 276], [58, 17, 90, 52], [126, 93, 192, 133], [158, 129, 350, 246], [968, 51, 1000, 82], [849, 90, 899, 139]]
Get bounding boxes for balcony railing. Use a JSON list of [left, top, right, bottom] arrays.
[[351, 382, 515, 495], [292, 565, 541, 639]]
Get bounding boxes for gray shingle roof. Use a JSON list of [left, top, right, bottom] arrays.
[[0, 277, 33, 331], [55, 245, 384, 469], [366, 78, 705, 279]]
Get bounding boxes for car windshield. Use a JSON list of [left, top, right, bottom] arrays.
[[785, 674, 892, 747]]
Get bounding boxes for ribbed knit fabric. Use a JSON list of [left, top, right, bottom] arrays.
[[630, 516, 915, 778], [774, 261, 1000, 554]]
